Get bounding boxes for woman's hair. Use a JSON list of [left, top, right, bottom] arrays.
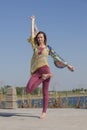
[[34, 31, 47, 46]]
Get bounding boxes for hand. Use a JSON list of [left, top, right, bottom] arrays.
[[30, 16, 35, 20], [67, 64, 74, 72]]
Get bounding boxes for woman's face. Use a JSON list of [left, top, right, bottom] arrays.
[[37, 33, 45, 44]]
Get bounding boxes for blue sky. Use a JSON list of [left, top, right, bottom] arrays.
[[0, 0, 87, 91]]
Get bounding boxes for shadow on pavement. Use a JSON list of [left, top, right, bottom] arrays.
[[0, 112, 40, 118]]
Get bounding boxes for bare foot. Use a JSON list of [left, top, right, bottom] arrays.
[[40, 112, 46, 119], [42, 73, 53, 80]]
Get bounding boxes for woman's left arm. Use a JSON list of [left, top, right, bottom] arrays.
[[47, 45, 74, 71]]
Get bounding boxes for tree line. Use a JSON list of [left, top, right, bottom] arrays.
[[0, 85, 42, 96], [0, 85, 87, 96]]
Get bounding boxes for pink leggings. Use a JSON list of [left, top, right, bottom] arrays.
[[26, 65, 51, 113]]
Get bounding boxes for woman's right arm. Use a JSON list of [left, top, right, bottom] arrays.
[[31, 16, 35, 38], [28, 16, 36, 48]]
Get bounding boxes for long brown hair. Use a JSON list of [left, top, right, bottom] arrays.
[[34, 31, 47, 46]]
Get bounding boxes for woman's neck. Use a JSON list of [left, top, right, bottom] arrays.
[[39, 43, 46, 48]]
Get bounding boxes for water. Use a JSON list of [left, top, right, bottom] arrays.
[[1, 96, 87, 109]]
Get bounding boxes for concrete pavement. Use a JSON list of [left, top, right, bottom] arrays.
[[0, 108, 87, 130]]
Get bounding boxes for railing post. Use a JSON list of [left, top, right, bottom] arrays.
[[6, 87, 17, 109]]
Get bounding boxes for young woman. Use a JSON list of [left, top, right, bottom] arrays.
[[26, 16, 74, 119]]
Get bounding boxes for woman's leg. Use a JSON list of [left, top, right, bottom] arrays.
[[42, 78, 51, 112], [38, 66, 52, 119], [38, 66, 51, 112], [26, 66, 52, 119], [40, 78, 51, 119], [26, 71, 43, 93]]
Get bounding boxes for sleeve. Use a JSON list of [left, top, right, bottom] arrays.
[[47, 45, 68, 68], [28, 36, 36, 49]]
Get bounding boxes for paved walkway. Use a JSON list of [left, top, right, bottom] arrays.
[[0, 108, 87, 130]]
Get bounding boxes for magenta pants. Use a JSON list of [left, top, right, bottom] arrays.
[[26, 65, 51, 113]]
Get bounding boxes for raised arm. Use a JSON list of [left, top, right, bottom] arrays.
[[30, 16, 35, 38], [28, 16, 36, 48]]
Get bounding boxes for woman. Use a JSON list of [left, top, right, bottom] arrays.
[[26, 16, 74, 119]]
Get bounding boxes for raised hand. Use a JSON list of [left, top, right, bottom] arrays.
[[30, 16, 35, 21]]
